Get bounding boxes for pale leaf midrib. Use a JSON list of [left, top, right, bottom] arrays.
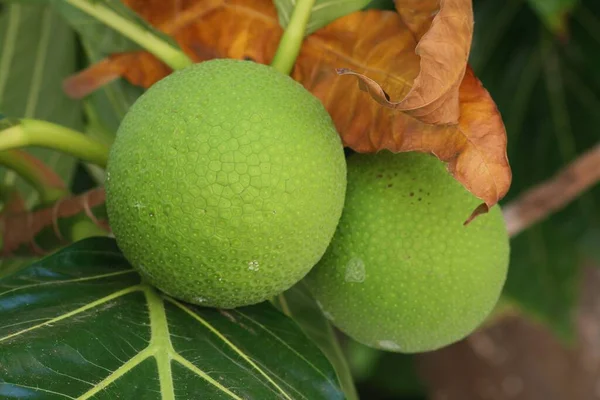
[[76, 346, 155, 400], [144, 286, 242, 399], [144, 285, 176, 400], [235, 309, 336, 386], [0, 284, 142, 342], [2, 382, 76, 399], [167, 297, 293, 400], [171, 354, 243, 399], [0, 269, 136, 298]]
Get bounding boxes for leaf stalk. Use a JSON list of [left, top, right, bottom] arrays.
[[0, 119, 110, 168], [0, 150, 67, 204], [65, 0, 193, 70], [271, 0, 317, 75]]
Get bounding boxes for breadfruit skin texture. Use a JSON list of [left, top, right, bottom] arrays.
[[105, 59, 347, 308], [306, 151, 509, 353]]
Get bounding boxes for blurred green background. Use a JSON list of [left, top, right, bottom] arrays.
[[1, 0, 599, 398]]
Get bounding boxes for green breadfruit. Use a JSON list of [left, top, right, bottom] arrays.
[[306, 151, 509, 353], [106, 59, 347, 309]]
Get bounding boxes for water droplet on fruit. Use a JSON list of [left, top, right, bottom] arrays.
[[345, 257, 366, 283], [248, 260, 260, 271], [194, 297, 207, 304], [378, 340, 402, 351]]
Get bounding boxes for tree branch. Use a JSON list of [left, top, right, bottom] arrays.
[[503, 142, 600, 237]]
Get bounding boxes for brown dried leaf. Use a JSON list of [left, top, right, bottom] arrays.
[[338, 0, 473, 124], [0, 188, 108, 257], [0, 189, 25, 215], [64, 52, 171, 98], [298, 12, 509, 215], [395, 0, 439, 40], [14, 150, 67, 192], [64, 0, 510, 214], [65, 0, 283, 98]]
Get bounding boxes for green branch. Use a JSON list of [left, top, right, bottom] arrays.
[[65, 0, 192, 70], [0, 119, 109, 168], [0, 150, 67, 204], [271, 0, 317, 75]]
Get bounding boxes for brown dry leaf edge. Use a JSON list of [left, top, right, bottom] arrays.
[[63, 0, 511, 222]]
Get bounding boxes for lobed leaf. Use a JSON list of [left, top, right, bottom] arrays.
[[0, 237, 344, 399]]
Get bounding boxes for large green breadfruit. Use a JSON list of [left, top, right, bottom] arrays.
[[105, 59, 347, 308], [306, 151, 509, 353]]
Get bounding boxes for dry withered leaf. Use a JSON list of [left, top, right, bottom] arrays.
[[0, 188, 108, 257], [297, 12, 509, 217], [64, 0, 510, 216], [15, 150, 67, 193], [338, 0, 473, 124], [65, 0, 283, 99], [64, 52, 172, 98], [394, 0, 439, 40]]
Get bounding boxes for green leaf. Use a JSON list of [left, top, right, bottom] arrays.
[[526, 0, 579, 34], [274, 0, 372, 36], [0, 257, 35, 279], [0, 1, 82, 207], [80, 38, 145, 183], [276, 282, 358, 400], [80, 35, 143, 138], [51, 0, 178, 56], [0, 237, 344, 399], [471, 0, 600, 339]]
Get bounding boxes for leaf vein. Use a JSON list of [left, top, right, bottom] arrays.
[[0, 285, 142, 342], [167, 298, 293, 400]]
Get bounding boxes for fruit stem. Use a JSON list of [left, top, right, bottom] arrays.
[[270, 0, 317, 75], [65, 0, 193, 70], [0, 150, 67, 204], [0, 119, 110, 169]]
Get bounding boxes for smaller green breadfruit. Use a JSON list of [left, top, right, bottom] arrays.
[[105, 59, 346, 309], [305, 151, 509, 353]]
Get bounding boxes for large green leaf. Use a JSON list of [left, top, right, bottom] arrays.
[[0, 1, 82, 206], [0, 237, 344, 399], [471, 0, 600, 339], [276, 282, 358, 400], [274, 0, 372, 36]]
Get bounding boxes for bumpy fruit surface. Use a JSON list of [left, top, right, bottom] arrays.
[[105, 59, 346, 308], [306, 151, 509, 353]]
